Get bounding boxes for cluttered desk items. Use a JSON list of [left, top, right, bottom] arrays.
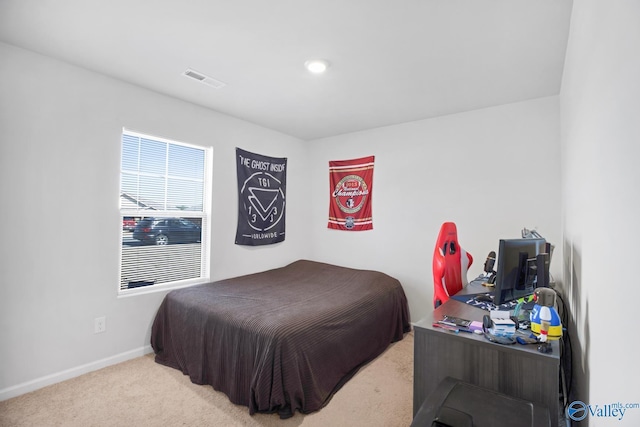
[[450, 290, 536, 311], [440, 287, 563, 353]]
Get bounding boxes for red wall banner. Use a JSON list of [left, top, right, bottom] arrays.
[[328, 156, 374, 231]]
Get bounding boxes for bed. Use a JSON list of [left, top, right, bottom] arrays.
[[150, 259, 411, 418]]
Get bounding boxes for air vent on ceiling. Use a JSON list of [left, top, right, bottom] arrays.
[[182, 68, 227, 89]]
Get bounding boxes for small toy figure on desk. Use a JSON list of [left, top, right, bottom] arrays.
[[530, 288, 562, 353]]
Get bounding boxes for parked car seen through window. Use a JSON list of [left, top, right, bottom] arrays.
[[132, 217, 201, 245]]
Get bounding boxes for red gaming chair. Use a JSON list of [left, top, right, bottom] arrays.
[[432, 222, 473, 307]]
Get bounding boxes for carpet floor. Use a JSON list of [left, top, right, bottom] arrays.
[[0, 332, 414, 427]]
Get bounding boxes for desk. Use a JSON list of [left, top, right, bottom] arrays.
[[413, 279, 560, 426]]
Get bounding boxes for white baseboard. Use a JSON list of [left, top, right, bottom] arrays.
[[0, 345, 154, 401]]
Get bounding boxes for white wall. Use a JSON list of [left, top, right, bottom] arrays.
[[0, 42, 310, 398], [306, 97, 562, 322], [560, 1, 640, 424]]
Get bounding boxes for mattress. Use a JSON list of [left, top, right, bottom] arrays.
[[150, 259, 410, 417]]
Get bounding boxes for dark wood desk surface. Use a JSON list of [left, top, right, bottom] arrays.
[[417, 278, 560, 360], [413, 278, 560, 426]]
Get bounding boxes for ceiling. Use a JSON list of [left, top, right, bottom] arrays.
[[0, 0, 573, 141]]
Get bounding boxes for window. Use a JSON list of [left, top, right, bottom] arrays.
[[119, 129, 212, 294]]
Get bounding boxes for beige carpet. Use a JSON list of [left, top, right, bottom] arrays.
[[0, 332, 414, 427]]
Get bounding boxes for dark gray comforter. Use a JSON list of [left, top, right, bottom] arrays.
[[150, 259, 410, 417]]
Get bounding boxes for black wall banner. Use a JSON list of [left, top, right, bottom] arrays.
[[235, 148, 287, 246]]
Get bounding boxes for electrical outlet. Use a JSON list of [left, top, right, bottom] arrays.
[[94, 316, 106, 334]]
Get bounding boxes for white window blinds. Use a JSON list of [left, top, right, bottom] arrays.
[[119, 130, 211, 293]]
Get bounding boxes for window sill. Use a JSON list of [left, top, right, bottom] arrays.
[[117, 277, 210, 298]]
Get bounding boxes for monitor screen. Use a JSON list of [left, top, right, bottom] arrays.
[[493, 238, 547, 305]]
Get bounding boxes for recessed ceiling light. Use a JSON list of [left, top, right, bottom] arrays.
[[304, 59, 330, 74]]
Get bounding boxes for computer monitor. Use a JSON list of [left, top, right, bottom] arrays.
[[493, 238, 548, 305]]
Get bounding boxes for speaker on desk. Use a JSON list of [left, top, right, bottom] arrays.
[[536, 252, 550, 288]]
